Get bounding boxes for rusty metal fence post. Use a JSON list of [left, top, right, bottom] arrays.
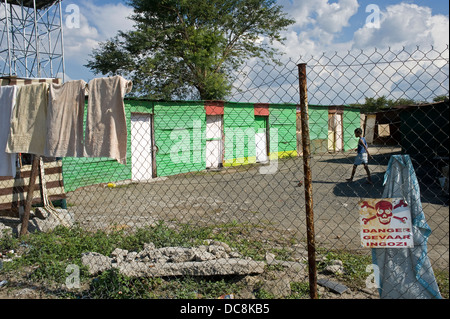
[[298, 63, 318, 299]]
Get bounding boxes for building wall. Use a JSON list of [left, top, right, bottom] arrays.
[[61, 100, 358, 192], [61, 99, 148, 192], [308, 106, 329, 154], [269, 104, 297, 158], [153, 101, 206, 177], [343, 107, 361, 151], [399, 102, 449, 162], [223, 102, 256, 166]]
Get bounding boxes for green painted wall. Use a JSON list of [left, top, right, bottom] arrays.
[[254, 116, 267, 130], [269, 104, 297, 156], [343, 107, 361, 151], [153, 101, 206, 176], [223, 102, 256, 165], [61, 99, 152, 192], [308, 106, 329, 140], [61, 100, 356, 192], [62, 100, 208, 192]]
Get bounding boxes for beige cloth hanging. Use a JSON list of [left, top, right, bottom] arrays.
[[85, 76, 132, 164], [45, 80, 87, 157], [5, 83, 49, 156]]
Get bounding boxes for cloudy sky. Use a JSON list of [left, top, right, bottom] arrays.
[[62, 0, 449, 102]]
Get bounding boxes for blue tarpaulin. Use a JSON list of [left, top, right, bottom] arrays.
[[372, 155, 442, 299]]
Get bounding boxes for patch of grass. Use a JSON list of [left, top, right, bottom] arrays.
[[317, 249, 372, 287], [435, 269, 449, 299], [88, 268, 162, 299], [0, 230, 19, 251], [270, 247, 294, 261], [87, 270, 239, 299], [254, 288, 275, 299], [117, 221, 213, 250], [289, 282, 310, 299], [0, 221, 263, 298], [2, 222, 447, 300]]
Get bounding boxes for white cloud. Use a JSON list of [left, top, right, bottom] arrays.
[[80, 1, 135, 39], [277, 0, 318, 30], [275, 1, 448, 62], [272, 0, 359, 61], [278, 0, 358, 32], [62, 1, 134, 80], [63, 13, 99, 64], [233, 2, 449, 104], [352, 3, 450, 50], [315, 0, 359, 34]]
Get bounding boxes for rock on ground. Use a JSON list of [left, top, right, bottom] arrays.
[[82, 241, 265, 277]]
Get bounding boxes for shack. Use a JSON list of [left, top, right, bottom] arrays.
[[298, 105, 361, 154], [397, 100, 449, 170], [362, 109, 401, 146], [61, 101, 362, 192], [361, 100, 449, 161]]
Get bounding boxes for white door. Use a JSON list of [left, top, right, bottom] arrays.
[[335, 113, 343, 152], [131, 113, 153, 181], [255, 133, 268, 163], [206, 115, 223, 168], [328, 113, 343, 152], [255, 116, 268, 163]]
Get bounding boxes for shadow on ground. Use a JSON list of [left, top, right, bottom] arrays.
[[316, 152, 448, 206]]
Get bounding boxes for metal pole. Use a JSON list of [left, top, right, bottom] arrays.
[[58, 0, 65, 82], [298, 63, 318, 299], [32, 0, 40, 77], [3, 0, 12, 75]]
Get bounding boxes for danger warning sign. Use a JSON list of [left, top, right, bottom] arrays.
[[359, 198, 414, 248]]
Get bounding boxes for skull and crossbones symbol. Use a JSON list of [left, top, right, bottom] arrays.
[[361, 200, 408, 225]]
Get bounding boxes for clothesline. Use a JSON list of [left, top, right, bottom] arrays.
[[0, 75, 132, 178]]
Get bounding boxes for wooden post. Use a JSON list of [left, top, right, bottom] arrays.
[[298, 63, 318, 299], [19, 155, 40, 237]]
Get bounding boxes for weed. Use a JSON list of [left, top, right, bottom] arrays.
[[289, 282, 310, 299], [317, 250, 372, 287]]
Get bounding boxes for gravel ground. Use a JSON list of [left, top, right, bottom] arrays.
[[67, 146, 449, 271], [2, 146, 446, 300]]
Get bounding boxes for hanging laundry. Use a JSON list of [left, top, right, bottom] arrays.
[[0, 85, 18, 177], [85, 75, 132, 164], [5, 83, 49, 156], [45, 80, 87, 157]]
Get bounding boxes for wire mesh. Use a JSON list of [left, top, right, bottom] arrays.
[[0, 45, 448, 300]]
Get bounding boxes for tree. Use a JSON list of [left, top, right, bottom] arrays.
[[362, 96, 390, 113], [433, 95, 449, 102], [358, 96, 417, 113], [85, 0, 295, 100]]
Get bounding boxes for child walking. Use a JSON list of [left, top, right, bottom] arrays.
[[347, 128, 372, 184]]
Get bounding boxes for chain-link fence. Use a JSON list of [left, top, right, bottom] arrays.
[[0, 45, 448, 301]]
